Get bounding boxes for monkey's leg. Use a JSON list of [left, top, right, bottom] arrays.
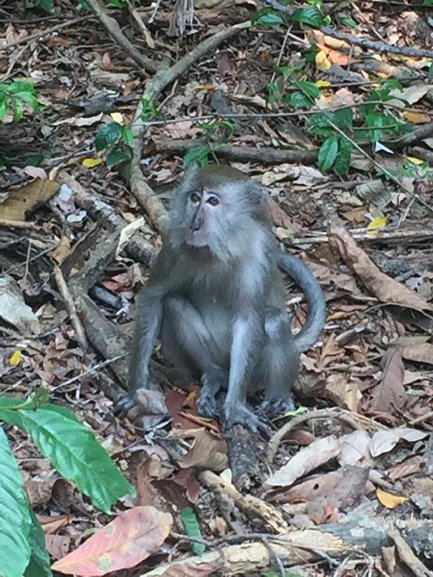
[[161, 296, 228, 417], [257, 308, 299, 416]]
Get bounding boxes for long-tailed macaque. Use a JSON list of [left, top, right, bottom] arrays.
[[119, 165, 326, 431]]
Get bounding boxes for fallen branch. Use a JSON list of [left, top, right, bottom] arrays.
[[148, 139, 318, 165], [267, 408, 367, 463], [199, 469, 289, 533], [85, 0, 158, 72], [129, 21, 252, 234], [53, 265, 88, 351]]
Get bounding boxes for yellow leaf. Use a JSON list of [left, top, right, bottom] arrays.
[[403, 110, 431, 124], [367, 214, 387, 233], [376, 488, 408, 509], [405, 156, 424, 165], [316, 80, 331, 88], [10, 350, 22, 366], [82, 157, 103, 168], [111, 112, 124, 124], [315, 50, 332, 71]]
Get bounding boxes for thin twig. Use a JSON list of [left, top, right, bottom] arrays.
[[53, 265, 88, 351]]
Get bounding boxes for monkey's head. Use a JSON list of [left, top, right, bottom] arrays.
[[170, 165, 269, 260]]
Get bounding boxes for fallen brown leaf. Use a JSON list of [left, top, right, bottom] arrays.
[[369, 347, 407, 413], [0, 178, 59, 221], [329, 220, 433, 312]]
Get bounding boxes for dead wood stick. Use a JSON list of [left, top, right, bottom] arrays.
[[0, 219, 38, 229], [385, 121, 433, 151], [129, 21, 251, 235], [199, 469, 289, 533], [291, 228, 433, 246], [53, 265, 88, 350], [264, 1, 433, 58], [320, 26, 433, 59], [387, 526, 431, 577], [267, 408, 366, 463], [2, 16, 92, 51], [60, 171, 156, 267], [148, 139, 318, 165], [85, 0, 158, 72]]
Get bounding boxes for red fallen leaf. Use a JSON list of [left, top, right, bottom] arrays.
[[51, 506, 172, 576]]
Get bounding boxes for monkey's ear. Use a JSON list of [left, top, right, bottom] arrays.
[[248, 180, 269, 211]]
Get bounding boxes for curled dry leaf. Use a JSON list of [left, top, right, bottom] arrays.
[[52, 506, 173, 576], [264, 436, 341, 487], [178, 429, 228, 472], [369, 347, 407, 413], [338, 430, 372, 467], [397, 341, 433, 366], [0, 178, 59, 221], [329, 220, 433, 312], [0, 275, 39, 333], [376, 488, 408, 509], [370, 428, 428, 457]]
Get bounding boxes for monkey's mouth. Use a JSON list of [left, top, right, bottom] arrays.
[[186, 230, 208, 248]]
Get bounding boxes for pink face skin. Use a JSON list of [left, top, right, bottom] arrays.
[[185, 189, 222, 248]]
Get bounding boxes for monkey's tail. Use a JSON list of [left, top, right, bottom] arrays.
[[278, 253, 326, 353]]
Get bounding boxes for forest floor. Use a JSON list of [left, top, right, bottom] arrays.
[[1, 0, 433, 575]]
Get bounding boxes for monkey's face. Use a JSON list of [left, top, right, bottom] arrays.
[[184, 189, 222, 248]]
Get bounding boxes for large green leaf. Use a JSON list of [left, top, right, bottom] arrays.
[[24, 510, 52, 577], [0, 426, 32, 577], [0, 400, 134, 512], [318, 137, 339, 172]]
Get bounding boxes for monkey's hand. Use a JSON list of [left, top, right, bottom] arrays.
[[224, 403, 271, 437]]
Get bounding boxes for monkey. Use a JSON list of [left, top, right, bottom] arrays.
[[118, 165, 326, 432]]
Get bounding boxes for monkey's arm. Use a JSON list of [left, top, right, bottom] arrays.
[[117, 249, 173, 410], [224, 257, 268, 431], [278, 253, 326, 352]]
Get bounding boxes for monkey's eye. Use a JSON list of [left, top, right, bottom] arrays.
[[190, 192, 201, 204], [207, 196, 220, 206]]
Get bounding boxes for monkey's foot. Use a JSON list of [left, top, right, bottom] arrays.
[[197, 369, 227, 418], [197, 390, 219, 418], [224, 404, 271, 437], [259, 396, 295, 418], [114, 392, 136, 414]]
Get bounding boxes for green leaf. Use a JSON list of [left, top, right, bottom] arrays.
[[266, 81, 282, 104], [284, 91, 311, 108], [289, 7, 323, 27], [140, 97, 158, 122], [0, 97, 8, 121], [0, 427, 32, 577], [334, 137, 352, 175], [365, 112, 387, 142], [121, 125, 133, 146], [294, 80, 320, 100], [333, 107, 353, 130], [106, 145, 133, 167], [307, 112, 335, 136], [12, 98, 23, 121], [251, 8, 285, 26], [39, 0, 54, 11], [95, 122, 122, 151], [337, 15, 358, 27], [24, 510, 52, 577], [180, 507, 205, 555], [318, 137, 339, 171], [184, 145, 211, 167], [0, 402, 135, 512]]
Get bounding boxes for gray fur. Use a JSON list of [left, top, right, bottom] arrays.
[[119, 165, 326, 431]]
